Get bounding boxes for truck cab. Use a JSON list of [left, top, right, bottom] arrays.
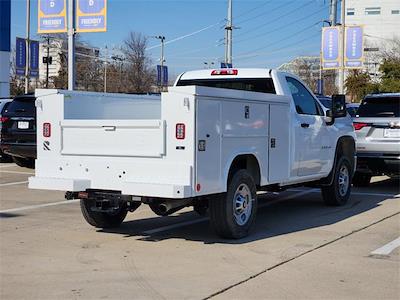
[[29, 68, 356, 239]]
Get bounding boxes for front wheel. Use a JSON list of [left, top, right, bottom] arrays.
[[209, 169, 257, 239], [321, 156, 352, 206], [80, 199, 129, 228]]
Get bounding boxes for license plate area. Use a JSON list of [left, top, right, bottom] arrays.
[[384, 128, 400, 138], [18, 121, 29, 129]]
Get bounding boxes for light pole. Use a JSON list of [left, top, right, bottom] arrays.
[[153, 36, 166, 91], [338, 0, 346, 94], [25, 0, 30, 94], [68, 0, 76, 90]]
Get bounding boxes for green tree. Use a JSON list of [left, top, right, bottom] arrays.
[[379, 58, 400, 92], [345, 70, 379, 102]]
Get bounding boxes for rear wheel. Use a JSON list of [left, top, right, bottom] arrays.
[[352, 172, 371, 187], [209, 169, 257, 239], [321, 156, 352, 206], [12, 157, 35, 169], [80, 199, 129, 228]]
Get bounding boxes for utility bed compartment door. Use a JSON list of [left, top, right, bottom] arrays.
[[268, 104, 290, 182], [60, 119, 165, 157]]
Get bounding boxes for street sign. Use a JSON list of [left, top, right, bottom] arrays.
[[38, 0, 67, 33], [15, 37, 26, 76], [345, 26, 364, 68], [29, 40, 40, 77], [76, 0, 107, 32], [321, 26, 340, 69]]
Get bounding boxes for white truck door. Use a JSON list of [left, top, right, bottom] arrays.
[[196, 99, 222, 194], [268, 104, 290, 182], [286, 77, 325, 176]]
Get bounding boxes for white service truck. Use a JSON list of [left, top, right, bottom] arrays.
[[29, 69, 356, 238]]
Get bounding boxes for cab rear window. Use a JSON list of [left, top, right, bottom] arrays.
[[176, 78, 276, 94], [357, 97, 400, 117]]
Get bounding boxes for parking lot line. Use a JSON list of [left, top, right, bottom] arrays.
[[0, 181, 29, 187], [370, 237, 400, 256], [0, 170, 35, 175], [0, 163, 17, 168], [0, 199, 80, 214], [142, 190, 315, 235]]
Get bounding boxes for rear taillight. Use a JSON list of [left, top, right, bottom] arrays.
[[43, 122, 51, 137], [353, 122, 368, 131], [176, 123, 185, 139], [0, 117, 9, 123], [211, 69, 238, 76]]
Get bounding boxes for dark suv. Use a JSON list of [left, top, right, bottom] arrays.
[[352, 93, 400, 186], [0, 95, 36, 168]]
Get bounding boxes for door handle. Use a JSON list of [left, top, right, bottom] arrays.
[[301, 123, 310, 128]]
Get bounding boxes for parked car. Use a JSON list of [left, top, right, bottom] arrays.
[[352, 93, 400, 186], [30, 69, 356, 239], [0, 98, 13, 162], [316, 95, 359, 117], [346, 103, 360, 118], [0, 94, 36, 168]]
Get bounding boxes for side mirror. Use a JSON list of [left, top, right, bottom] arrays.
[[331, 94, 347, 118]]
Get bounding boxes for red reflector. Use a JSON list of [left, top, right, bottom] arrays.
[[78, 191, 89, 199], [0, 117, 9, 123], [176, 123, 185, 139], [211, 69, 238, 76], [43, 123, 51, 137], [353, 122, 368, 131], [196, 184, 201, 192]]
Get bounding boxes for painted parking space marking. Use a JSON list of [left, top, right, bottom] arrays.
[[371, 237, 400, 256], [0, 200, 80, 214], [0, 170, 35, 175], [0, 164, 17, 168], [0, 181, 29, 187]]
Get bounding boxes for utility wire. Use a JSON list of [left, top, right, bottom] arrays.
[[234, 0, 273, 20], [235, 6, 326, 44]]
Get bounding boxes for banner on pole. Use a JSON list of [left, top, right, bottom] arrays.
[[76, 0, 107, 32], [15, 37, 26, 76], [157, 65, 162, 86], [321, 26, 340, 70], [29, 40, 40, 77], [38, 0, 67, 33], [162, 66, 168, 86], [345, 26, 364, 68]]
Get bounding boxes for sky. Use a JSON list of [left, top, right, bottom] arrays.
[[11, 0, 332, 77]]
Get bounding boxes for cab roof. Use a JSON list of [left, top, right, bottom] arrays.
[[178, 68, 274, 81]]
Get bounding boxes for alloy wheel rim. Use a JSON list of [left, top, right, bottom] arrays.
[[338, 165, 349, 197]]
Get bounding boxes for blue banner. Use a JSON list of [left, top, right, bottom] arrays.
[[38, 0, 67, 33], [321, 27, 340, 69], [0, 0, 11, 52], [76, 0, 107, 32], [157, 65, 162, 86], [15, 37, 26, 76], [30, 40, 40, 77], [345, 26, 364, 68], [162, 66, 168, 86]]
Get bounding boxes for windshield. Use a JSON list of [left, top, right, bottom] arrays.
[[176, 78, 276, 94], [356, 97, 400, 118]]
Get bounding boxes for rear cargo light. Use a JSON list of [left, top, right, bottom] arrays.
[[0, 117, 9, 123], [353, 122, 368, 131], [211, 69, 238, 76], [43, 122, 51, 137], [176, 123, 186, 139]]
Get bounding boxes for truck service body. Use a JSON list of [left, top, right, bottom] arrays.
[[29, 69, 356, 238]]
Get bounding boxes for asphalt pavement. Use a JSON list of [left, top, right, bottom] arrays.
[[0, 162, 399, 300]]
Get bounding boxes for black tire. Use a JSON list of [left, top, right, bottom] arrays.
[[321, 156, 352, 206], [0, 152, 13, 163], [80, 199, 128, 228], [352, 172, 371, 187], [209, 169, 258, 239], [12, 157, 35, 169]]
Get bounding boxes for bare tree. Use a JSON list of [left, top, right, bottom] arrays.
[[122, 32, 155, 93]]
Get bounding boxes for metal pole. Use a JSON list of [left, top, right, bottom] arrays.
[[25, 0, 30, 94], [46, 36, 50, 88], [338, 0, 346, 94], [68, 0, 75, 90], [104, 46, 107, 93], [225, 0, 233, 65], [329, 0, 338, 25]]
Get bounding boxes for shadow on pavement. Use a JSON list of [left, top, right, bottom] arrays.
[[101, 181, 399, 244]]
